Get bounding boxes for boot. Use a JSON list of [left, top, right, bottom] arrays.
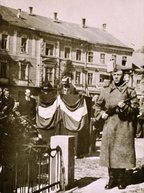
[[105, 168, 117, 189], [117, 169, 127, 189]]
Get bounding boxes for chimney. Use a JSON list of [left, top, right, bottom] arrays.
[[17, 9, 21, 18], [82, 18, 86, 28], [54, 12, 58, 21], [29, 6, 33, 15], [103, 23, 107, 31]]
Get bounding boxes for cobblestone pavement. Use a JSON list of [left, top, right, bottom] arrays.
[[68, 138, 144, 193]]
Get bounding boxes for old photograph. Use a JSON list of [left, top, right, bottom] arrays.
[[0, 0, 144, 192]]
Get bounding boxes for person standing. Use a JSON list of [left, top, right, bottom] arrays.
[[59, 76, 77, 95], [94, 65, 139, 190], [18, 89, 36, 122], [2, 88, 14, 116]]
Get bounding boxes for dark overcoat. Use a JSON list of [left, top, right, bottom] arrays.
[[94, 81, 139, 169], [19, 97, 36, 119]]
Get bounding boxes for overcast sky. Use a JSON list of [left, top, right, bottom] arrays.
[[1, 0, 144, 50]]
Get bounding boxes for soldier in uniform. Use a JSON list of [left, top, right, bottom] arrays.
[[94, 65, 139, 189]]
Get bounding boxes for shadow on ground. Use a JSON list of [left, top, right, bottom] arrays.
[[74, 177, 100, 188], [86, 146, 100, 157], [126, 165, 144, 186]]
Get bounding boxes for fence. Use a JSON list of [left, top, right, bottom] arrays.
[[0, 144, 65, 193]]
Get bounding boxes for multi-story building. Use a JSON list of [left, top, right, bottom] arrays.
[[131, 51, 144, 96], [0, 5, 134, 98]]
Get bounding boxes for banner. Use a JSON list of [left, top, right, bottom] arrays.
[[60, 95, 88, 131], [36, 94, 88, 131], [36, 90, 60, 129]]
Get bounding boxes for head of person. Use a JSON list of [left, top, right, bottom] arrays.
[[25, 89, 31, 97], [3, 88, 10, 98], [61, 76, 69, 87], [111, 65, 125, 86]]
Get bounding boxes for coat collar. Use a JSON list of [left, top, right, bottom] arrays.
[[109, 81, 128, 93]]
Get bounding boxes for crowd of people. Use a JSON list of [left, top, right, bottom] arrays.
[[0, 88, 36, 122], [0, 76, 78, 134]]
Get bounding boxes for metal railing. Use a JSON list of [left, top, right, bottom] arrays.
[[0, 144, 65, 193]]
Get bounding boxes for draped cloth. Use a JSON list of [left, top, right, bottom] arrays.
[[36, 93, 88, 131]]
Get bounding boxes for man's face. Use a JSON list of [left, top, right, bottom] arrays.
[[112, 70, 123, 84], [4, 90, 9, 98], [25, 90, 31, 97]]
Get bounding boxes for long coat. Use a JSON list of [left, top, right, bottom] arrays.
[[19, 97, 36, 120], [94, 81, 139, 169]]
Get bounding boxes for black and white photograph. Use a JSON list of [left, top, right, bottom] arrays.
[[0, 0, 144, 192]]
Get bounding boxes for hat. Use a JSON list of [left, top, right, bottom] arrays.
[[113, 64, 124, 72], [3, 88, 9, 92]]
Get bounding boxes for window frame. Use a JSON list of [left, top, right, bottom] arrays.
[[88, 72, 93, 86], [45, 43, 55, 56], [111, 55, 117, 65], [99, 74, 109, 83], [1, 34, 9, 50], [75, 71, 81, 84], [64, 46, 71, 59], [76, 49, 82, 61], [100, 53, 105, 64], [21, 37, 28, 53], [0, 61, 8, 78], [87, 51, 94, 63], [122, 56, 127, 66], [18, 61, 29, 81]]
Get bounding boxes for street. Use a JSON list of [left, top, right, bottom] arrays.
[[71, 138, 144, 193]]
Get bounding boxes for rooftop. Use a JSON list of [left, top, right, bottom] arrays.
[[0, 5, 133, 50]]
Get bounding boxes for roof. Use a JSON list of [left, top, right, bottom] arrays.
[[132, 52, 144, 67], [0, 5, 132, 50]]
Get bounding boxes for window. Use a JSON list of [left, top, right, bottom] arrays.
[[99, 74, 109, 82], [100, 53, 105, 64], [122, 56, 127, 66], [18, 61, 29, 80], [21, 65, 27, 80], [75, 71, 81, 84], [0, 62, 7, 78], [112, 55, 116, 64], [64, 47, 71, 59], [87, 52, 93, 63], [1, 34, 8, 49], [45, 43, 54, 56], [88, 73, 93, 86], [45, 68, 53, 83], [76, 49, 81, 61], [21, 38, 28, 53]]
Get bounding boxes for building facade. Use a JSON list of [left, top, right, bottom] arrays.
[[0, 5, 134, 98]]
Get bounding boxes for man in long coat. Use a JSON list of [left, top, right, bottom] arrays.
[[94, 65, 139, 190], [18, 89, 36, 122]]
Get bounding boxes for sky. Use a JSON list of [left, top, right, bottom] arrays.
[[1, 0, 144, 50]]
